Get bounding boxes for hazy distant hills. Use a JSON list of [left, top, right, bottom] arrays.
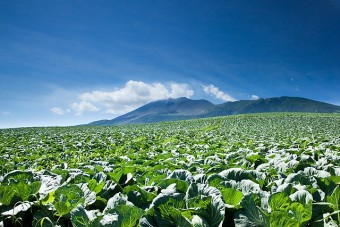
[[88, 96, 340, 126]]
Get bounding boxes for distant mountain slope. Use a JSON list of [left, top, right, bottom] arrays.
[[88, 97, 214, 125], [88, 96, 340, 125], [204, 96, 340, 117]]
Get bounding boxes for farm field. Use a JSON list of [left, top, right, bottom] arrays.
[[0, 113, 339, 226]]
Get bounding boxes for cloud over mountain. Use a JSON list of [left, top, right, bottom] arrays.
[[202, 84, 236, 102], [72, 80, 194, 115]]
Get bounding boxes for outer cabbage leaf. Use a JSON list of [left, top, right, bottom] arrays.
[[218, 168, 265, 183], [71, 204, 121, 227], [193, 174, 207, 184], [139, 207, 157, 227], [0, 182, 41, 206], [123, 185, 156, 209], [100, 180, 122, 200], [71, 204, 111, 227], [191, 215, 209, 227], [33, 208, 60, 227], [53, 184, 85, 216], [70, 205, 92, 227], [270, 211, 299, 227], [87, 179, 105, 194], [185, 183, 225, 227], [284, 172, 318, 188], [54, 201, 71, 216], [1, 201, 34, 216], [104, 193, 134, 213], [206, 174, 226, 188], [108, 205, 144, 227], [269, 192, 291, 212], [2, 170, 34, 185], [288, 201, 312, 224], [221, 179, 261, 194], [236, 193, 269, 226], [167, 169, 194, 183], [0, 185, 16, 206], [38, 173, 62, 199], [289, 190, 313, 205], [77, 183, 97, 206], [327, 186, 340, 221], [327, 186, 339, 211], [152, 192, 191, 227], [158, 178, 189, 194], [220, 187, 243, 208]]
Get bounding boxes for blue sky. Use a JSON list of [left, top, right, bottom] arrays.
[[1, 0, 339, 128]]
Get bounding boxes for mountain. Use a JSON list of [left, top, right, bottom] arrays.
[[88, 96, 340, 125], [88, 97, 214, 125], [204, 96, 340, 117]]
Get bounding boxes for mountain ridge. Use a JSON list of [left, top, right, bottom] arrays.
[[87, 96, 340, 126]]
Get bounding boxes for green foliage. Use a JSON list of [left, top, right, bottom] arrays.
[[220, 187, 243, 208], [109, 205, 144, 227], [0, 171, 41, 206], [327, 186, 340, 221], [238, 193, 269, 226], [0, 113, 339, 226], [122, 185, 156, 209], [269, 192, 292, 212], [152, 193, 190, 226], [52, 184, 85, 216]]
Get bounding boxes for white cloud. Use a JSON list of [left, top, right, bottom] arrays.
[[71, 101, 99, 116], [202, 84, 236, 102], [251, 95, 260, 100], [50, 107, 64, 115], [73, 80, 194, 115], [169, 83, 194, 98], [1, 111, 10, 116]]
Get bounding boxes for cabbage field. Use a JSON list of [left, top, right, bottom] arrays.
[[0, 113, 339, 226]]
